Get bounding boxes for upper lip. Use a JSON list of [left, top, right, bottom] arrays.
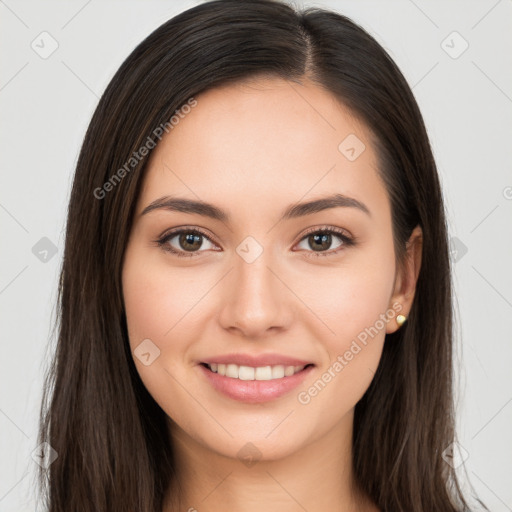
[[200, 353, 314, 367]]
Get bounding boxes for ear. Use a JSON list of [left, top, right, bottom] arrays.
[[386, 225, 423, 334]]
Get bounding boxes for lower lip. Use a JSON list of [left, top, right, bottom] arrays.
[[198, 364, 315, 403]]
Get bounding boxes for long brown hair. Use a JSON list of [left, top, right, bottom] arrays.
[[37, 1, 486, 510]]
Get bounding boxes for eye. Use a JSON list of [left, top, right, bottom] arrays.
[[294, 226, 355, 258], [155, 225, 356, 259], [156, 227, 218, 258]]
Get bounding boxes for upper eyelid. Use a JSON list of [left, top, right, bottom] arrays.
[[300, 225, 352, 239], [159, 226, 217, 245]]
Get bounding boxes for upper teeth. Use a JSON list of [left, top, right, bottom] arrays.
[[208, 363, 306, 381]]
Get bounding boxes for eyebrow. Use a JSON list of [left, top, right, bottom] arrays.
[[140, 192, 371, 222]]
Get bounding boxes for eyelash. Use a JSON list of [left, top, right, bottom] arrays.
[[155, 225, 356, 259]]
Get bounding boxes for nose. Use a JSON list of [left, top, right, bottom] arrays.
[[217, 249, 294, 339]]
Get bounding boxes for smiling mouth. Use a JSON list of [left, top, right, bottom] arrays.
[[200, 362, 315, 381]]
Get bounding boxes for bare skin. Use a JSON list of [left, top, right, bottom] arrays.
[[122, 76, 422, 512]]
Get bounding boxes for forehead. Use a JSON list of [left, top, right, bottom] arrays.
[[137, 77, 389, 222]]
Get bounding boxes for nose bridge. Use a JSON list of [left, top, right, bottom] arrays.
[[218, 237, 290, 336]]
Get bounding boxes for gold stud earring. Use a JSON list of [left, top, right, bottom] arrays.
[[396, 314, 407, 327]]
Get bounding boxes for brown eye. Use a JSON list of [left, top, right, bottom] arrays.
[[307, 232, 336, 252], [177, 232, 204, 251], [157, 228, 217, 257], [295, 227, 355, 258]]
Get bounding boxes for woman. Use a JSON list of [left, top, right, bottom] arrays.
[[37, 0, 487, 510]]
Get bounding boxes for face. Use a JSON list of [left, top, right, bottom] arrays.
[[122, 76, 419, 462]]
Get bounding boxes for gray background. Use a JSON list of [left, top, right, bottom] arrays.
[[1, 0, 511, 510]]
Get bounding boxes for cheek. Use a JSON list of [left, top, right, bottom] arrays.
[[294, 240, 396, 406], [311, 275, 389, 379], [122, 251, 210, 350], [298, 245, 395, 352], [122, 250, 212, 433], [293, 281, 392, 431], [123, 270, 177, 345], [327, 269, 393, 351]]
